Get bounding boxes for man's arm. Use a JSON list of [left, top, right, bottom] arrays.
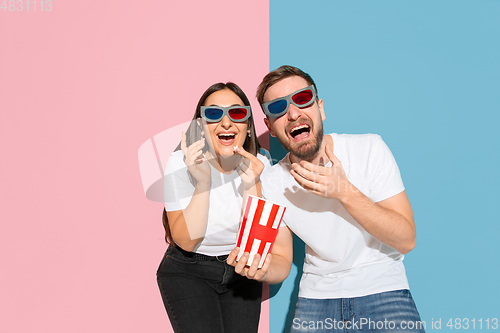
[[338, 189, 415, 254], [290, 144, 415, 254], [227, 225, 294, 284]]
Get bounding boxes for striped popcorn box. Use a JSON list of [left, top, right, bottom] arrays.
[[236, 195, 286, 268]]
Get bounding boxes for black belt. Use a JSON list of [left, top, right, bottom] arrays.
[[175, 246, 229, 262]]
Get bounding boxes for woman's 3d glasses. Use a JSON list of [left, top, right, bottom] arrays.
[[200, 106, 252, 123], [261, 85, 317, 118]]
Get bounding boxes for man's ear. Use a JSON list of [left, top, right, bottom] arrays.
[[264, 117, 276, 137], [318, 99, 326, 121]]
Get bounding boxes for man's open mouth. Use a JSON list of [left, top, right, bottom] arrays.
[[289, 124, 311, 141]]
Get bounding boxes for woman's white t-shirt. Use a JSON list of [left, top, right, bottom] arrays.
[[164, 150, 272, 256]]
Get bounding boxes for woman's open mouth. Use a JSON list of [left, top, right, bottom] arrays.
[[217, 132, 237, 146]]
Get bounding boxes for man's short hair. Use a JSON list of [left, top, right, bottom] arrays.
[[256, 65, 318, 106]]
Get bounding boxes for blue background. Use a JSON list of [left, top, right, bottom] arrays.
[[268, 1, 500, 331]]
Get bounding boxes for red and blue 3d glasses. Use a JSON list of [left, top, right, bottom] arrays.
[[261, 85, 317, 118], [200, 105, 252, 123]]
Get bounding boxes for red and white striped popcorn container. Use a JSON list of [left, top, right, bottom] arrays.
[[236, 195, 286, 268]]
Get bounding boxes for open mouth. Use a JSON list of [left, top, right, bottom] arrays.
[[289, 124, 311, 141], [217, 133, 236, 145]]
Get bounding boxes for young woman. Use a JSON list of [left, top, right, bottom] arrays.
[[157, 82, 271, 333]]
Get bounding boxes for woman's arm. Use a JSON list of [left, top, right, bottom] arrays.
[[167, 133, 212, 251], [229, 147, 293, 283], [167, 181, 210, 251]]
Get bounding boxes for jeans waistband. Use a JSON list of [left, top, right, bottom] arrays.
[[171, 245, 229, 262]]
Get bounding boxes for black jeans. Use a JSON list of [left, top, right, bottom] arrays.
[[157, 245, 262, 333]]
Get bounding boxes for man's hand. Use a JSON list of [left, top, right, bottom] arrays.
[[290, 144, 354, 199], [227, 247, 272, 282]]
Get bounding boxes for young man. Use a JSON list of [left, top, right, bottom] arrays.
[[237, 65, 424, 332]]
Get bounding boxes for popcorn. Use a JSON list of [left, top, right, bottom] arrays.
[[236, 195, 286, 268]]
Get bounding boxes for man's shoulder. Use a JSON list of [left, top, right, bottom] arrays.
[[330, 132, 381, 144], [330, 133, 384, 155]]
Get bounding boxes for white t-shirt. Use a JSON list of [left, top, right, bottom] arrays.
[[261, 133, 410, 299], [164, 149, 272, 256]]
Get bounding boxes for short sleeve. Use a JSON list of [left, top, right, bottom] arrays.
[[258, 150, 280, 224], [261, 157, 291, 228], [368, 136, 405, 202], [258, 148, 273, 169], [163, 151, 195, 211]]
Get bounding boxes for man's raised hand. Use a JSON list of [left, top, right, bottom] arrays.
[[290, 144, 353, 199]]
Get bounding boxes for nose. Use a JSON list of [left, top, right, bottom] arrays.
[[220, 115, 232, 129], [287, 104, 302, 121]]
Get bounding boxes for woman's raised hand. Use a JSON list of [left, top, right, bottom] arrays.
[[181, 132, 211, 186], [234, 146, 264, 189]]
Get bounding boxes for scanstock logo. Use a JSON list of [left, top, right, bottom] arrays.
[[236, 195, 286, 268]]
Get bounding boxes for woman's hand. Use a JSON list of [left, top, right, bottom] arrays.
[[234, 146, 264, 189], [226, 248, 271, 282], [226, 226, 294, 284], [181, 132, 211, 186]]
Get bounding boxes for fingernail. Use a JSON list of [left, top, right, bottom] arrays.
[[233, 146, 240, 152]]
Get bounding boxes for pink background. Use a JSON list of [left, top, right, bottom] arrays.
[[0, 1, 269, 332]]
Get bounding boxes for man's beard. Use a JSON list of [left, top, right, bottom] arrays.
[[282, 121, 324, 161]]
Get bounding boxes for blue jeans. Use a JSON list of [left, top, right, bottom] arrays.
[[156, 245, 262, 333], [291, 290, 425, 333]]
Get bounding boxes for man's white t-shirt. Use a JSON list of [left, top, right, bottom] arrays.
[[261, 133, 410, 299], [164, 149, 272, 257]]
